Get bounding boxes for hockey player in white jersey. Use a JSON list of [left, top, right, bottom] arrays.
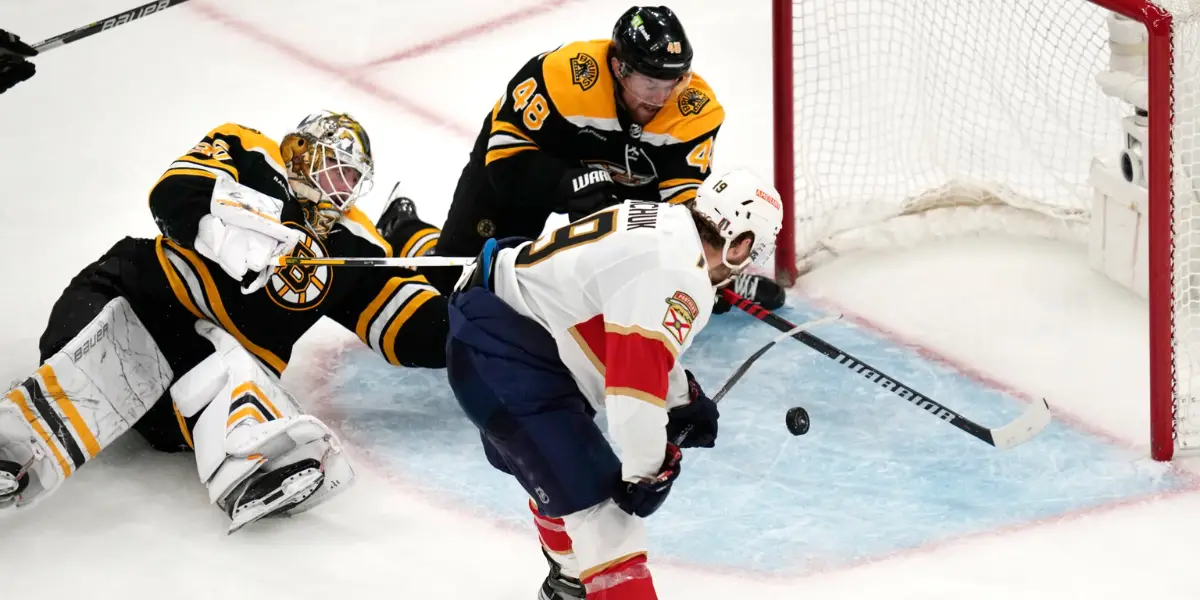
[[444, 168, 784, 599]]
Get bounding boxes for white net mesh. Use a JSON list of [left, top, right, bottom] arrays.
[[787, 0, 1200, 455], [1166, 3, 1200, 450], [789, 0, 1127, 269]]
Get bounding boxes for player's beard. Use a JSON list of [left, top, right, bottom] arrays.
[[618, 86, 664, 126], [630, 101, 660, 125], [708, 264, 734, 288]]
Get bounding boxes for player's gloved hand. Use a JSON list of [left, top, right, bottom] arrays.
[[613, 443, 682, 518], [557, 168, 620, 221], [713, 273, 787, 314], [195, 175, 302, 294], [666, 370, 719, 448], [0, 30, 37, 94]]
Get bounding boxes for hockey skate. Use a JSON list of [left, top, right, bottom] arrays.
[[377, 181, 421, 242], [0, 458, 30, 507], [224, 457, 325, 535], [713, 272, 786, 314], [538, 549, 586, 600]]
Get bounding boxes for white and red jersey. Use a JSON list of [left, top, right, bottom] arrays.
[[492, 200, 715, 482]]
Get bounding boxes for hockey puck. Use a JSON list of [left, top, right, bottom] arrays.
[[785, 406, 810, 436]]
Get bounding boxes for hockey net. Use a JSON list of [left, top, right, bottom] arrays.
[[772, 0, 1200, 460]]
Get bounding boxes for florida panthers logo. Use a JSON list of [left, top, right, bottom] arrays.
[[267, 224, 332, 311], [570, 53, 599, 91], [662, 291, 699, 345], [677, 88, 711, 116]]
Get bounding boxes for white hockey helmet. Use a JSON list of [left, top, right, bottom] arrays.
[[692, 168, 785, 270]]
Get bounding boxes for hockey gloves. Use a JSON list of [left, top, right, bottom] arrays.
[[558, 168, 620, 221], [0, 30, 36, 94], [613, 443, 682, 518], [713, 273, 787, 314], [666, 370, 720, 448]]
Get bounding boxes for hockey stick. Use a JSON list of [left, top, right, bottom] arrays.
[[672, 314, 842, 445], [32, 0, 193, 53], [721, 288, 1052, 450], [277, 255, 477, 268]]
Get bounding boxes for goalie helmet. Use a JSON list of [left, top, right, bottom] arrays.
[[691, 169, 784, 270], [280, 111, 375, 237]]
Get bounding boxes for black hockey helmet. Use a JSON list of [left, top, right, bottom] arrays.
[[610, 6, 693, 81]]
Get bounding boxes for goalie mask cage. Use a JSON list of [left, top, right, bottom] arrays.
[[771, 0, 1200, 460]]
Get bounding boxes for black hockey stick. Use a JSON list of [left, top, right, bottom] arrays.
[[671, 314, 841, 446], [721, 288, 1052, 450], [32, 0, 192, 53]]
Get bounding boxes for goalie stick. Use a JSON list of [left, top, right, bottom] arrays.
[[672, 314, 842, 446], [32, 0, 192, 53], [277, 255, 477, 268], [721, 288, 1052, 450]]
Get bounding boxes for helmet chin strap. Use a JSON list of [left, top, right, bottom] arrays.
[[708, 237, 752, 290], [720, 236, 753, 271]]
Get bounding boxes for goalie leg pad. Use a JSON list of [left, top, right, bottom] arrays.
[[1, 297, 172, 509], [178, 321, 355, 533]]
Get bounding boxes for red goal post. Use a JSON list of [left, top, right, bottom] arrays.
[[770, 0, 1192, 460]]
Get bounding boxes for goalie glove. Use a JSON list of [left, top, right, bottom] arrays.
[[194, 175, 302, 294]]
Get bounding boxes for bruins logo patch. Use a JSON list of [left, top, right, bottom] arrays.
[[267, 224, 332, 311], [570, 53, 599, 91], [677, 88, 711, 116]]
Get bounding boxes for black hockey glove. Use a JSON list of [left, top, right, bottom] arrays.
[[666, 370, 719, 448], [0, 30, 36, 94], [557, 168, 620, 221], [713, 273, 787, 314], [613, 443, 682, 518]]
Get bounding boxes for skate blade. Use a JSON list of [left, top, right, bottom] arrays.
[[226, 470, 324, 535]]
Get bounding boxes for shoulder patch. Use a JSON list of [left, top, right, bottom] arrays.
[[643, 73, 724, 144], [677, 88, 711, 116], [662, 291, 699, 345], [570, 52, 600, 91], [542, 40, 618, 122]]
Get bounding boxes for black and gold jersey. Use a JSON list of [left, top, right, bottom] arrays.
[[147, 123, 447, 374], [477, 39, 724, 209]]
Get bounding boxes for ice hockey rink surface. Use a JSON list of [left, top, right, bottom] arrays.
[[2, 0, 1198, 598]]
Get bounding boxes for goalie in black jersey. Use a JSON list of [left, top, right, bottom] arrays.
[[0, 111, 447, 533], [376, 5, 786, 311]]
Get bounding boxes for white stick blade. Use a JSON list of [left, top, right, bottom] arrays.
[[989, 398, 1052, 450]]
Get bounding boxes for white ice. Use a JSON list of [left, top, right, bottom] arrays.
[[0, 0, 1195, 598]]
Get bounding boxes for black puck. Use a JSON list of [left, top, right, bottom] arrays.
[[785, 406, 810, 436]]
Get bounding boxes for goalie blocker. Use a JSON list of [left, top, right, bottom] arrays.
[[0, 238, 353, 531]]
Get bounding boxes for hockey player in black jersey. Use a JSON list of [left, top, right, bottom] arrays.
[[376, 5, 786, 312], [0, 112, 446, 533]]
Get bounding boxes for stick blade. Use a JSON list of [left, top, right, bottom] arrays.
[[989, 398, 1052, 450]]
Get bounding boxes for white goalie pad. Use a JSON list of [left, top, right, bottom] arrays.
[[173, 321, 354, 532], [0, 297, 172, 509]]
